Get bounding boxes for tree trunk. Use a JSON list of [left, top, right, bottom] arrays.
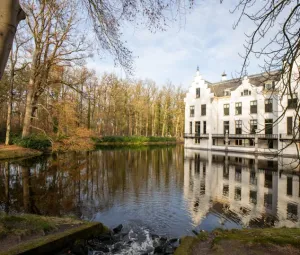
[[5, 70, 14, 145], [0, 0, 25, 79], [22, 80, 34, 137]]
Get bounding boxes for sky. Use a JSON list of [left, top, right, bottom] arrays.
[[86, 0, 263, 89]]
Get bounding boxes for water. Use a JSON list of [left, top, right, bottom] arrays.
[[1, 145, 300, 241]]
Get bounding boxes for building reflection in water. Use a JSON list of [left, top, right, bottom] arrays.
[[0, 146, 299, 236], [184, 149, 300, 229]]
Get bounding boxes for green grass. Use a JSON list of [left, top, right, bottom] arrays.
[[93, 135, 177, 144], [0, 213, 82, 240], [175, 231, 209, 255], [12, 134, 51, 150], [212, 228, 300, 247]]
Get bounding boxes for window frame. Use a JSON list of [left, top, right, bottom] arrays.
[[190, 105, 195, 117], [287, 93, 298, 109], [265, 99, 273, 113], [235, 120, 242, 134], [250, 100, 257, 114], [223, 103, 229, 116], [250, 119, 257, 134], [235, 102, 242, 115], [196, 88, 200, 98], [201, 104, 206, 116]]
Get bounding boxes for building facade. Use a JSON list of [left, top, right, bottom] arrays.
[[184, 67, 300, 157]]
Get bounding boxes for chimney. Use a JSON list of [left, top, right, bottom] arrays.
[[221, 71, 227, 81]]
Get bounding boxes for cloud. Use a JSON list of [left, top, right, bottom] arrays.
[[86, 0, 264, 88]]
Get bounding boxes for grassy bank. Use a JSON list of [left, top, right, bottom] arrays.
[[93, 135, 180, 145], [0, 145, 42, 160], [175, 228, 300, 255], [0, 213, 109, 255]]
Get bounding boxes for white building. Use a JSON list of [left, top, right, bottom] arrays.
[[184, 66, 300, 157]]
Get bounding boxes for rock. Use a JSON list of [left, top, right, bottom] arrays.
[[71, 244, 85, 255], [192, 230, 199, 236], [113, 224, 123, 234], [112, 242, 123, 252], [97, 234, 112, 242], [164, 245, 175, 254], [154, 246, 165, 254], [151, 234, 160, 240], [168, 238, 178, 243]]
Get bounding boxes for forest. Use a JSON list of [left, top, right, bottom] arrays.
[[0, 0, 185, 149]]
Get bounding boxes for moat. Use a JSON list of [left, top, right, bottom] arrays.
[[1, 145, 299, 239]]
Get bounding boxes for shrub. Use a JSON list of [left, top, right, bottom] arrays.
[[12, 134, 52, 150]]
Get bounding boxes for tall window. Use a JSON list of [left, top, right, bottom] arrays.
[[195, 121, 201, 135], [288, 94, 298, 109], [224, 121, 229, 134], [287, 117, 293, 135], [190, 106, 195, 117], [224, 104, 229, 116], [235, 102, 242, 115], [201, 104, 206, 116], [189, 121, 193, 134], [250, 100, 257, 114], [250, 120, 257, 134], [265, 99, 272, 113], [203, 121, 207, 134], [235, 120, 242, 134], [196, 88, 200, 98], [265, 119, 273, 134]]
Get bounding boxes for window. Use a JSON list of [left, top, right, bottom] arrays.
[[213, 139, 215, 145], [265, 172, 273, 189], [223, 185, 229, 197], [235, 139, 242, 145], [195, 121, 201, 135], [264, 82, 275, 91], [287, 203, 298, 221], [235, 167, 242, 182], [265, 99, 272, 113], [224, 90, 230, 96], [235, 120, 242, 134], [250, 190, 257, 204], [201, 104, 206, 116], [203, 121, 207, 134], [243, 89, 251, 96], [288, 93, 297, 109], [250, 100, 257, 114], [265, 119, 273, 135], [224, 104, 229, 115], [250, 119, 257, 134], [195, 138, 201, 144], [250, 172, 257, 185], [224, 121, 229, 134], [287, 117, 293, 135], [196, 88, 200, 98], [235, 187, 241, 201], [235, 102, 242, 115], [189, 121, 193, 134], [223, 165, 229, 180], [287, 177, 293, 196], [190, 106, 195, 117]]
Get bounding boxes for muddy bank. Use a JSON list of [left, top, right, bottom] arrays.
[[0, 145, 42, 160]]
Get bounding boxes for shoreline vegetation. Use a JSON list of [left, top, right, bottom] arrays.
[[0, 135, 182, 160], [175, 228, 300, 255], [0, 213, 109, 255]]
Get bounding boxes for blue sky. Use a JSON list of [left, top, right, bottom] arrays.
[[87, 0, 263, 89]]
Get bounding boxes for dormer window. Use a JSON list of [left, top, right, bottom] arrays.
[[264, 82, 275, 91], [224, 90, 230, 96], [196, 88, 200, 98]]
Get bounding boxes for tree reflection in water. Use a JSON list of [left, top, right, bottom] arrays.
[[0, 146, 299, 236]]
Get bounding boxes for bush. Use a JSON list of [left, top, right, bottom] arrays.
[[94, 136, 177, 144], [12, 134, 52, 150]]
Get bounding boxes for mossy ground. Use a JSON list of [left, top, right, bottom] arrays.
[[0, 213, 109, 255], [0, 213, 83, 240], [175, 228, 300, 255]]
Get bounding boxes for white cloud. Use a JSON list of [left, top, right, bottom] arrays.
[[86, 0, 265, 88]]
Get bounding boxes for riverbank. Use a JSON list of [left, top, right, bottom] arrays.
[[175, 228, 300, 255], [0, 145, 42, 160], [0, 213, 108, 255]]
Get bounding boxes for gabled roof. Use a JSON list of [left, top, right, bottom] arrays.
[[207, 71, 281, 97]]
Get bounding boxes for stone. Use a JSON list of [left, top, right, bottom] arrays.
[[113, 224, 123, 234], [192, 230, 199, 236]]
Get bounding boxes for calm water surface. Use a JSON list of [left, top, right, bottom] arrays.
[[0, 145, 300, 238]]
